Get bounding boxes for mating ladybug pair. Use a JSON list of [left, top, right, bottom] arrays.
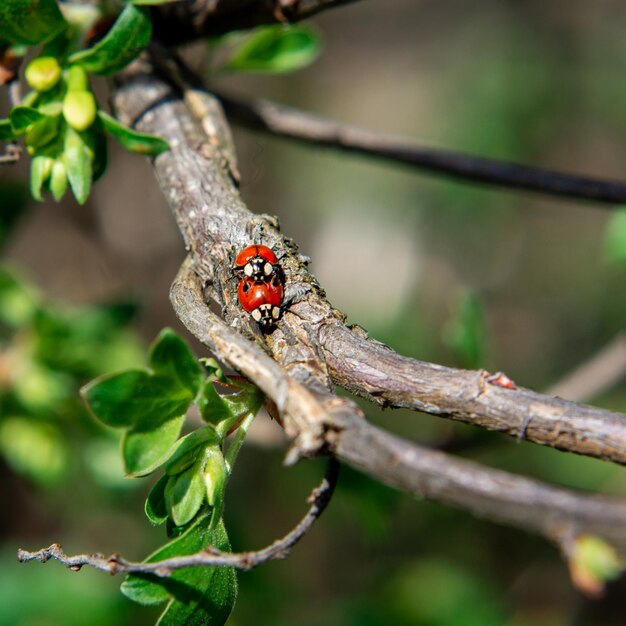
[[234, 245, 284, 330]]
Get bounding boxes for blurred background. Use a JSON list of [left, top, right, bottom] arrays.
[[2, 0, 626, 624]]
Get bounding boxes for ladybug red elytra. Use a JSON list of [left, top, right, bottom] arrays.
[[234, 245, 279, 284], [237, 275, 283, 329]]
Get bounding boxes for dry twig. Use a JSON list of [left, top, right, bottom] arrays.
[[217, 92, 626, 207], [18, 459, 339, 573]]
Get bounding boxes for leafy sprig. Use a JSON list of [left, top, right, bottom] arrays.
[[82, 329, 264, 624], [0, 1, 322, 204]]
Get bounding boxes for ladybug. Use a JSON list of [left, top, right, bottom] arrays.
[[234, 245, 279, 284], [237, 275, 283, 329]]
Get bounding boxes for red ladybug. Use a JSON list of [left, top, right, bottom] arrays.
[[234, 245, 279, 284], [237, 275, 283, 329]]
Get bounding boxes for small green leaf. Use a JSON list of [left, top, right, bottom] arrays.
[[223, 25, 321, 74], [98, 111, 169, 155], [25, 114, 60, 150], [68, 5, 152, 75], [123, 415, 185, 477], [165, 461, 206, 526], [165, 427, 219, 476], [149, 328, 204, 397], [9, 106, 45, 133], [64, 126, 92, 204], [0, 0, 68, 46], [0, 119, 17, 140], [82, 369, 193, 429], [146, 474, 169, 526], [30, 154, 54, 201], [121, 514, 237, 626], [199, 378, 264, 437]]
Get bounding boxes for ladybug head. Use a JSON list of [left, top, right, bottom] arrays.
[[243, 256, 275, 283], [251, 303, 281, 330]]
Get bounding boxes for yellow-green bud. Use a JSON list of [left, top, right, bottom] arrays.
[[65, 65, 89, 92], [25, 57, 62, 92], [62, 91, 97, 131]]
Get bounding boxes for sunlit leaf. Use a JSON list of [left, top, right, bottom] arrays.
[[68, 5, 152, 75], [223, 25, 321, 74]]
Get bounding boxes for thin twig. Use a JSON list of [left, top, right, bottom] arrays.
[[18, 459, 340, 575], [217, 91, 626, 207]]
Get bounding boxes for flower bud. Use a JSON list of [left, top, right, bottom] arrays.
[[65, 65, 89, 92], [63, 91, 97, 131], [25, 57, 62, 92]]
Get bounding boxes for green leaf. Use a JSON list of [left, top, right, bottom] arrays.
[[63, 126, 92, 204], [0, 119, 17, 140], [223, 25, 321, 74], [604, 206, 626, 266], [98, 111, 169, 155], [121, 514, 237, 626], [146, 474, 169, 526], [199, 378, 264, 437], [165, 461, 207, 526], [149, 328, 204, 397], [82, 370, 192, 429], [30, 154, 54, 201], [25, 114, 60, 150], [9, 106, 45, 133], [0, 0, 67, 46], [123, 415, 185, 476], [68, 5, 152, 75], [165, 427, 219, 476]]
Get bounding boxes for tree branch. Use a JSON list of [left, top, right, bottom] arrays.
[[319, 321, 626, 466], [109, 59, 626, 558], [18, 458, 339, 574], [217, 91, 626, 207], [151, 0, 364, 46]]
